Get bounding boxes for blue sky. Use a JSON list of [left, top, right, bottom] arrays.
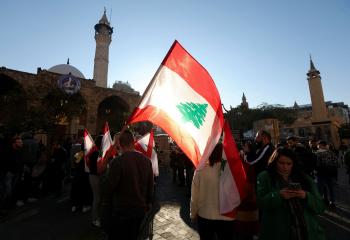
[[1, 0, 349, 108]]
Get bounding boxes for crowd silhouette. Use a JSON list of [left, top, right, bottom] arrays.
[[0, 128, 348, 240]]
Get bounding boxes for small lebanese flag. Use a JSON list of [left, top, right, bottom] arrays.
[[126, 40, 224, 169], [97, 122, 115, 174], [219, 121, 247, 217], [134, 129, 159, 176], [83, 128, 98, 173]]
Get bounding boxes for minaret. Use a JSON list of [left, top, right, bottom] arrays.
[[293, 101, 299, 108], [241, 92, 249, 109], [306, 56, 328, 123], [93, 9, 113, 88]]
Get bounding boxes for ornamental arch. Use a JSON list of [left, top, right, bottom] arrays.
[[96, 95, 130, 135], [41, 88, 88, 141], [81, 85, 140, 137]]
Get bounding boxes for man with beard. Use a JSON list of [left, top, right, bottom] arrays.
[[245, 130, 274, 176]]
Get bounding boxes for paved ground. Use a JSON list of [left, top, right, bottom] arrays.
[[149, 166, 350, 240], [1, 164, 349, 240], [334, 167, 350, 209], [151, 166, 199, 240], [0, 164, 199, 240], [319, 167, 350, 240]]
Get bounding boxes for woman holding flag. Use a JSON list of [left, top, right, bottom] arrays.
[[190, 143, 235, 240]]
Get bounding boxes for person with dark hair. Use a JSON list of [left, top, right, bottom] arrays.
[[235, 141, 260, 240], [294, 145, 317, 178], [21, 132, 39, 201], [338, 142, 347, 167], [4, 136, 25, 207], [246, 130, 274, 176], [21, 132, 39, 169], [169, 143, 179, 183], [308, 139, 318, 153], [190, 143, 235, 240], [257, 147, 325, 240], [20, 132, 41, 203], [45, 140, 67, 198], [169, 144, 185, 186], [315, 140, 338, 209], [100, 130, 154, 240], [63, 137, 72, 175], [182, 150, 195, 197], [31, 145, 48, 198], [88, 135, 103, 227], [276, 140, 288, 149], [287, 136, 297, 150], [70, 143, 92, 213], [176, 147, 186, 187]]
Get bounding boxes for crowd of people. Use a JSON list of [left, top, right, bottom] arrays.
[[0, 130, 156, 240], [189, 130, 349, 240], [0, 133, 72, 213], [1, 128, 349, 240], [169, 143, 195, 197]]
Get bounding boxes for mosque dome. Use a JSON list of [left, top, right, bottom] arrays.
[[112, 81, 139, 95], [48, 64, 85, 79]]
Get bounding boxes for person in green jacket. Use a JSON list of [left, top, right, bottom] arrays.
[[257, 147, 325, 240]]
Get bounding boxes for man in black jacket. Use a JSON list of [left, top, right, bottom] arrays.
[[316, 140, 338, 208], [245, 130, 274, 176], [101, 130, 154, 240], [4, 136, 25, 208]]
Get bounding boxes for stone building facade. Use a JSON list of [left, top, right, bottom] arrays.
[[249, 58, 349, 148], [279, 59, 349, 147], [0, 66, 140, 142], [280, 101, 349, 147]]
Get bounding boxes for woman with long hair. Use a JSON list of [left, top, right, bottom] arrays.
[[257, 147, 325, 240], [190, 143, 234, 240]]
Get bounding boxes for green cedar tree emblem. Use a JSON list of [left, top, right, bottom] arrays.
[[176, 102, 208, 129]]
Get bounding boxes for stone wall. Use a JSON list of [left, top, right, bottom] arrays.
[[0, 67, 140, 136]]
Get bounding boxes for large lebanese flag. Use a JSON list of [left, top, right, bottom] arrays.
[[83, 128, 98, 173], [97, 122, 115, 174], [127, 41, 224, 168], [219, 121, 247, 217], [134, 129, 159, 176]]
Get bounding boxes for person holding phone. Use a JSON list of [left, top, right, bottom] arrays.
[[257, 147, 325, 240]]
